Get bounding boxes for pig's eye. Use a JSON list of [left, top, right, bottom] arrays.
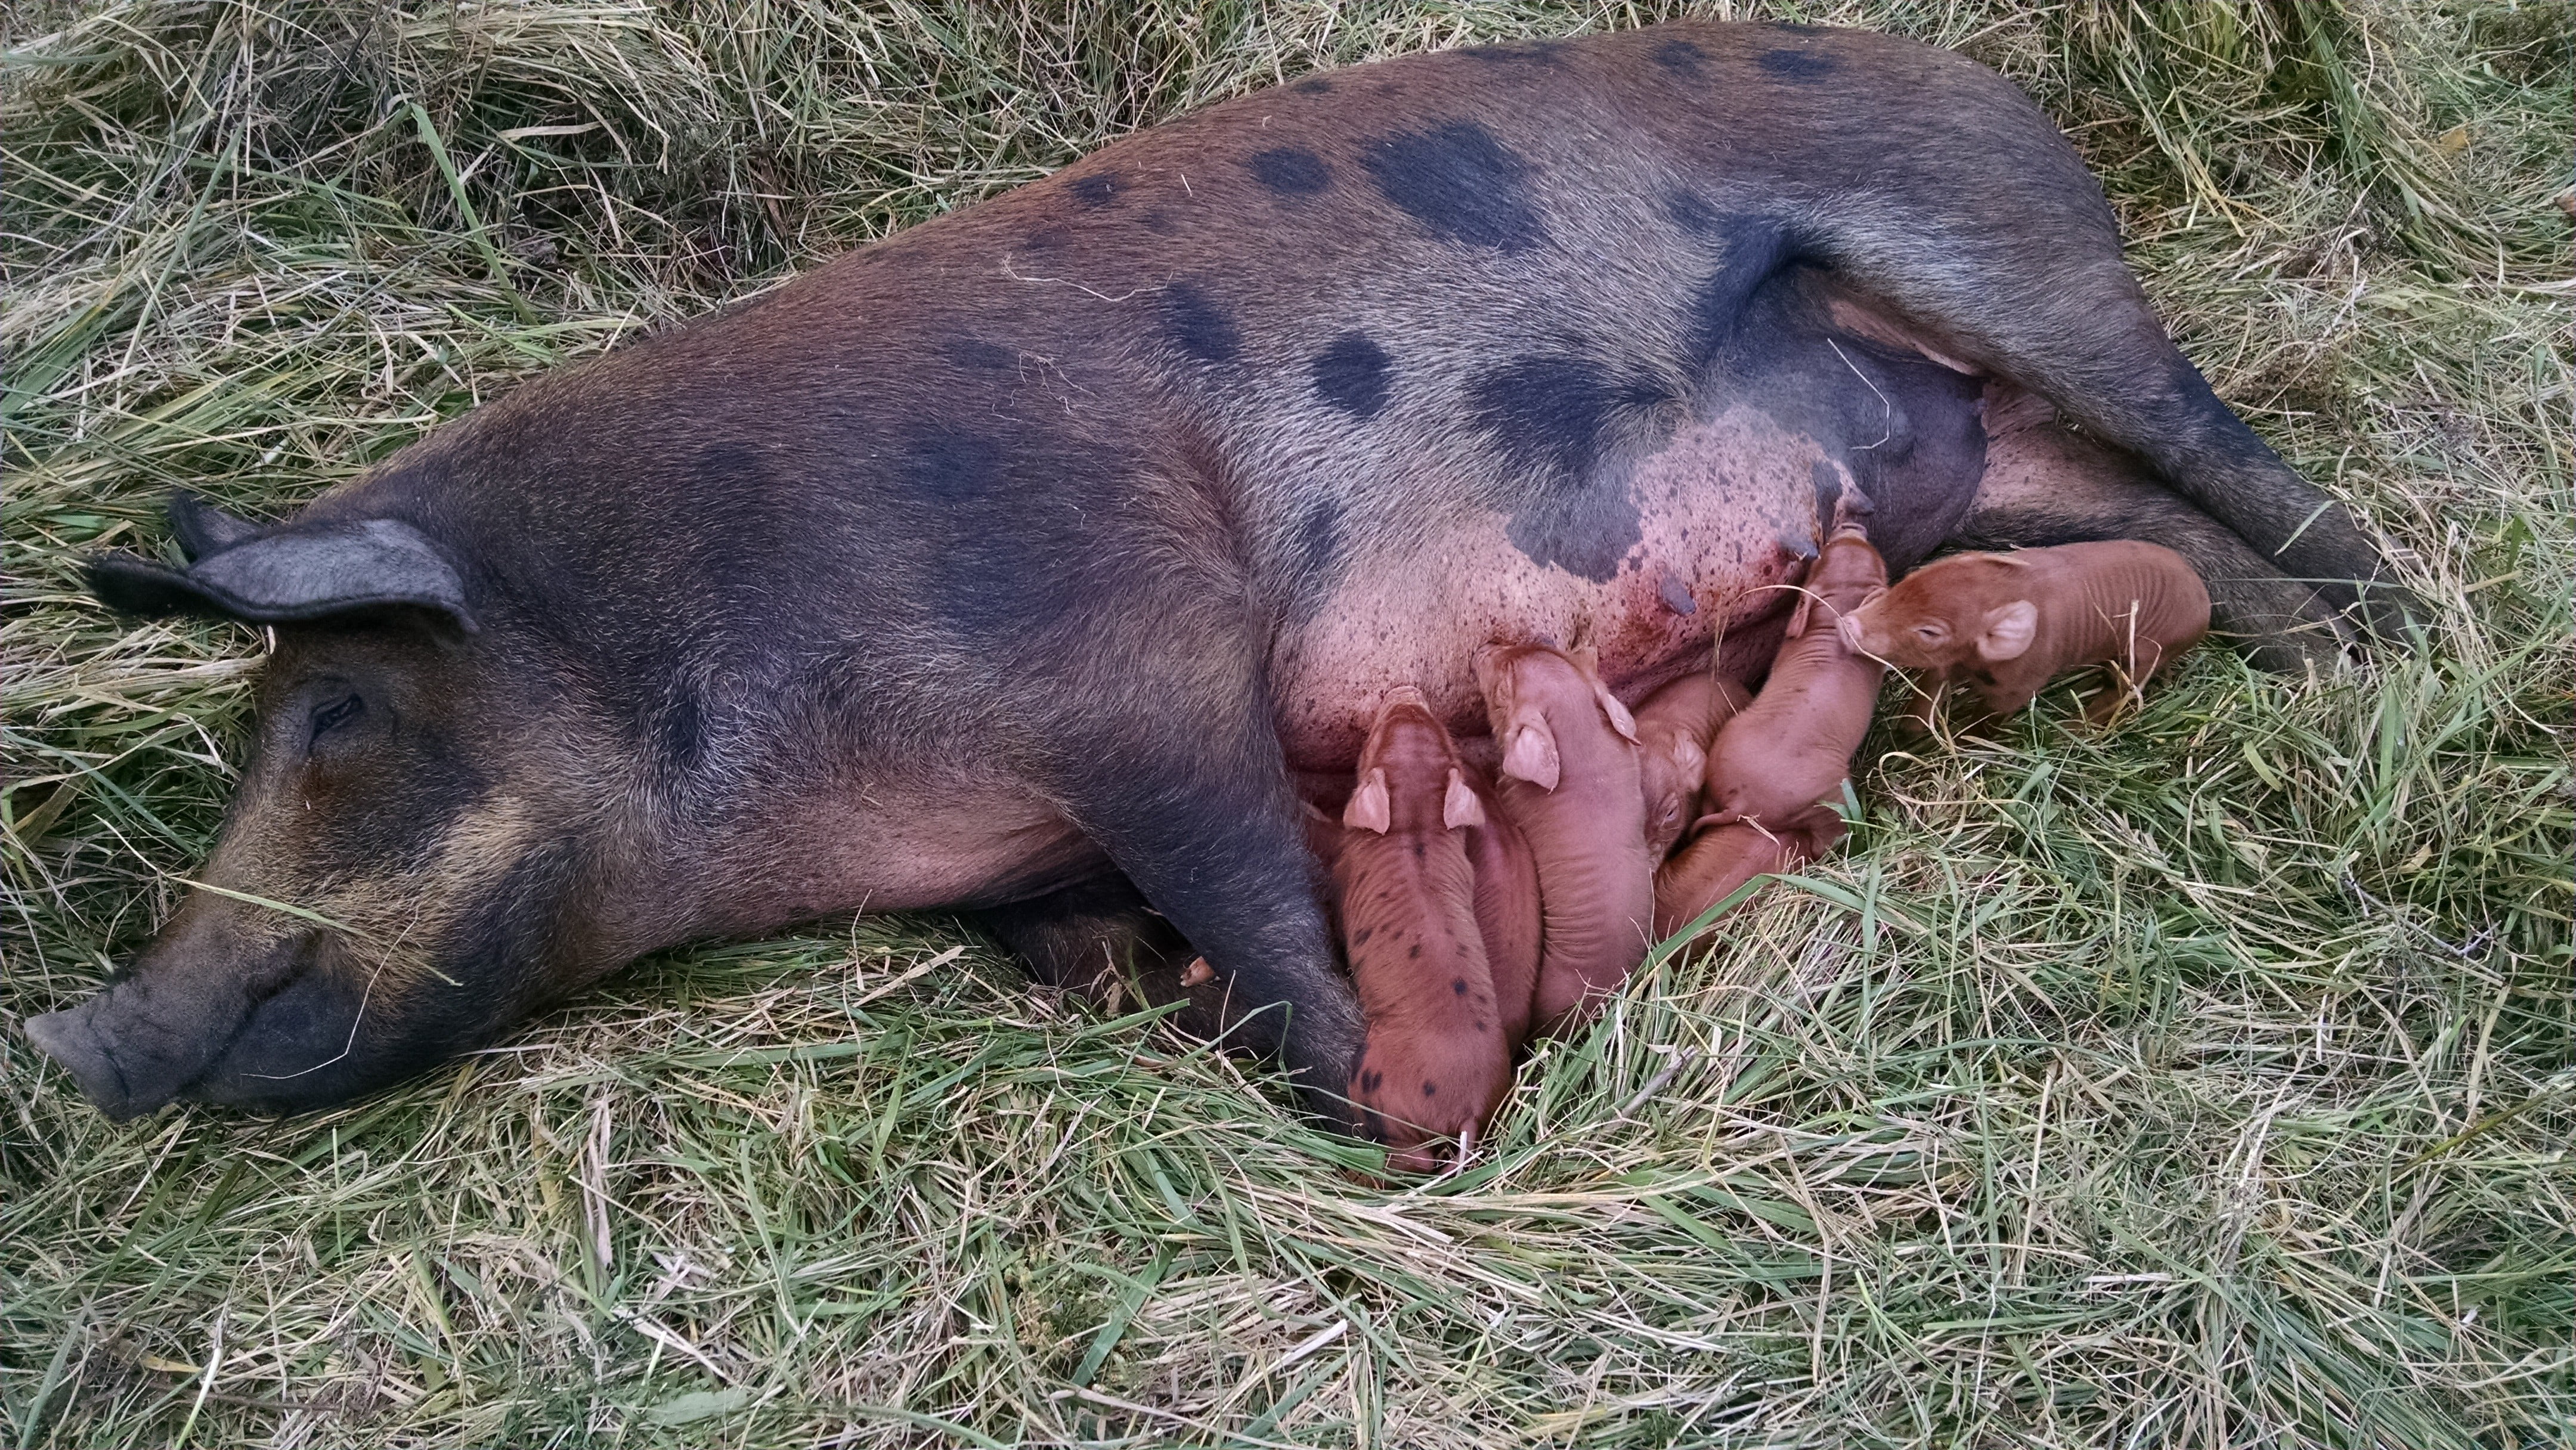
[[1915, 624, 1946, 641], [309, 693, 366, 743]]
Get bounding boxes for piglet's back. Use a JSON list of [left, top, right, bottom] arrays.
[[1335, 692, 1511, 1170], [1475, 645, 1655, 1035], [2018, 541, 2212, 668]]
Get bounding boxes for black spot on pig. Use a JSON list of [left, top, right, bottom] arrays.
[[1508, 487, 1644, 583], [1067, 172, 1122, 207], [1683, 219, 1798, 369], [1462, 41, 1568, 67], [1298, 498, 1343, 577], [1758, 48, 1837, 81], [655, 687, 705, 770], [1021, 223, 1070, 253], [1473, 355, 1668, 581], [1451, 977, 1468, 995], [1292, 76, 1332, 95], [1360, 122, 1546, 253], [1471, 355, 1663, 486], [1249, 147, 1333, 196], [897, 425, 1101, 640], [1421, 1081, 1436, 1096], [1655, 39, 1707, 74], [1311, 332, 1392, 417], [1160, 283, 1240, 365], [943, 337, 1016, 371], [901, 427, 1007, 506]]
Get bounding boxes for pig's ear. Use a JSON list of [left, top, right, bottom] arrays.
[[1785, 588, 1817, 639], [1565, 645, 1639, 742], [167, 492, 263, 561], [1500, 717, 1561, 791], [1591, 677, 1639, 743], [1343, 769, 1393, 833], [1441, 770, 1487, 829], [1975, 600, 2038, 662], [86, 518, 478, 633]]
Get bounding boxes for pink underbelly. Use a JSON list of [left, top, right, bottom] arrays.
[[1273, 405, 1838, 772]]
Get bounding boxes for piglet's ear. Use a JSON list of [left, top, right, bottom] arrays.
[[1976, 600, 2038, 662], [1564, 645, 1639, 742], [1590, 677, 1639, 742], [1785, 588, 1817, 639], [1500, 718, 1561, 791], [1441, 770, 1486, 829], [1343, 769, 1393, 833]]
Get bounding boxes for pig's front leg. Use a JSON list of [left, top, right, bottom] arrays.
[[1046, 678, 1367, 1133]]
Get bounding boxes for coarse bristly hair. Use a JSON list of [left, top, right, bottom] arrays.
[[2, 2, 2568, 1446]]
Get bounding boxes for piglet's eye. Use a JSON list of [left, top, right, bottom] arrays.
[[311, 693, 365, 742]]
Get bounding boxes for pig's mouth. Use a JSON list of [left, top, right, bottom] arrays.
[[21, 931, 349, 1121]]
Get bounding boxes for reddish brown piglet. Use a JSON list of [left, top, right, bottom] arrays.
[[1654, 820, 1795, 941], [1661, 525, 1887, 941], [1476, 645, 1656, 1036], [1459, 774, 1541, 1049], [1312, 779, 1538, 1051], [1700, 523, 1891, 832], [1335, 689, 1514, 1172], [1837, 541, 2210, 728], [1633, 671, 1753, 858]]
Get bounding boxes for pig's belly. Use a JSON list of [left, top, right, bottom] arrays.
[[1274, 404, 1856, 773]]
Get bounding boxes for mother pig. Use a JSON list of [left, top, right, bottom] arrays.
[[32, 22, 2400, 1128]]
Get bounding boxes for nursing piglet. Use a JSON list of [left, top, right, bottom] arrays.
[[1837, 541, 2209, 726], [1700, 522, 1890, 832], [1633, 671, 1753, 859], [1336, 689, 1513, 1170], [1476, 645, 1655, 1035], [1659, 524, 1887, 941]]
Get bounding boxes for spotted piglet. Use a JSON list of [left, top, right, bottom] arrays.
[[1659, 523, 1888, 939], [1476, 644, 1656, 1036], [1336, 689, 1513, 1171]]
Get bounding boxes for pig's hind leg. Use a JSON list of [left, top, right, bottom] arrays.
[[1955, 388, 2352, 676], [1800, 148, 2410, 642]]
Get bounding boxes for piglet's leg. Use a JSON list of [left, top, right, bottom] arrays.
[[1892, 673, 1950, 738]]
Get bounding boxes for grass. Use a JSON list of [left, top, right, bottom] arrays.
[[1, 0, 2569, 1445]]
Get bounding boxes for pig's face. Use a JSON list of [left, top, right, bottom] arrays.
[[27, 502, 642, 1120], [1838, 554, 2038, 670], [1343, 689, 1484, 838]]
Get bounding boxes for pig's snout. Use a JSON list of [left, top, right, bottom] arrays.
[[20, 918, 362, 1120], [24, 962, 270, 1122]]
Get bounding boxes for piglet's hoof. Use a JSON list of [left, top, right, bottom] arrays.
[[1178, 956, 1216, 988]]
